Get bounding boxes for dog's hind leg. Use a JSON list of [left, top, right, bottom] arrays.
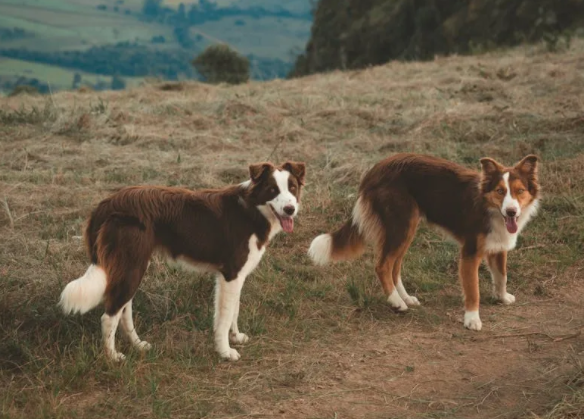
[[98, 218, 153, 361], [120, 299, 152, 352], [392, 215, 421, 307], [372, 192, 418, 311], [101, 310, 124, 361], [376, 252, 407, 311]]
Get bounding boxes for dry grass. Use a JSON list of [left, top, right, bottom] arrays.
[[1, 40, 584, 419]]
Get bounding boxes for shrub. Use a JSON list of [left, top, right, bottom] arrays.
[[111, 75, 126, 90], [9, 85, 40, 97], [192, 44, 249, 84]]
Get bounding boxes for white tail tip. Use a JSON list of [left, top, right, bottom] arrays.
[[59, 265, 107, 315], [308, 234, 333, 266]]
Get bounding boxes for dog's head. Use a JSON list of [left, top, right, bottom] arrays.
[[479, 155, 540, 234], [245, 161, 306, 233]]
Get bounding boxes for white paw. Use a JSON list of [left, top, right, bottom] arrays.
[[135, 341, 152, 351], [463, 311, 482, 331], [388, 290, 408, 311], [498, 292, 516, 305], [230, 332, 250, 345], [403, 296, 421, 306], [107, 350, 126, 362], [219, 348, 241, 362]]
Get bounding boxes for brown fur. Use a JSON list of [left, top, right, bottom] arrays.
[[85, 161, 305, 315], [316, 153, 540, 321]]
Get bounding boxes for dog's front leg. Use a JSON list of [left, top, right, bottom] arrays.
[[459, 249, 483, 331], [230, 288, 249, 345], [214, 274, 245, 361], [486, 251, 515, 304]]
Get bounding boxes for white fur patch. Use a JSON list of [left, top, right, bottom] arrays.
[[484, 199, 539, 253], [269, 170, 298, 217], [59, 264, 107, 315], [102, 311, 125, 361], [387, 289, 408, 311], [352, 196, 381, 245], [171, 256, 219, 274], [308, 234, 332, 266], [120, 299, 151, 351], [464, 311, 482, 331], [501, 172, 520, 217], [214, 235, 265, 361], [396, 276, 420, 306]]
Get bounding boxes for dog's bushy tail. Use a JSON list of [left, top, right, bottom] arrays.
[[308, 197, 374, 265], [59, 264, 107, 315]]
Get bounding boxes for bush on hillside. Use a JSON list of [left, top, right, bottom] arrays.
[[192, 44, 249, 84], [9, 85, 40, 97], [111, 75, 126, 90]]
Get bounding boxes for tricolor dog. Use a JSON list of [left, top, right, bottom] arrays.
[[309, 153, 539, 330], [59, 161, 305, 361]]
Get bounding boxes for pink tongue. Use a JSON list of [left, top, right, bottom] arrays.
[[505, 217, 518, 234], [280, 217, 294, 233]]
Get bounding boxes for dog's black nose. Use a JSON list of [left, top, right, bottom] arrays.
[[283, 205, 295, 216], [506, 208, 517, 217]]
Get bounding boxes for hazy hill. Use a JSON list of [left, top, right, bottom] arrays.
[[291, 0, 584, 77], [0, 0, 311, 92]]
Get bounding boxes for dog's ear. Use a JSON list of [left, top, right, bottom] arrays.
[[515, 155, 539, 177], [249, 162, 274, 184], [479, 157, 503, 177], [282, 161, 306, 185]]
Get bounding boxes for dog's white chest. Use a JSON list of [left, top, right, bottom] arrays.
[[485, 200, 539, 254], [485, 221, 518, 253]]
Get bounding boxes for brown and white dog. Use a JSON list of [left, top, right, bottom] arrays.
[[308, 153, 539, 330], [60, 161, 306, 361]]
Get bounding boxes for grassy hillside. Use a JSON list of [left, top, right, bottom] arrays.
[[1, 40, 583, 418], [0, 57, 143, 91]]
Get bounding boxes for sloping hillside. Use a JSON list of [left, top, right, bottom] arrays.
[[291, 0, 584, 77], [1, 40, 584, 418]]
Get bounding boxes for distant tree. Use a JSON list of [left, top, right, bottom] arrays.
[[96, 4, 107, 10], [192, 44, 249, 84], [111, 75, 126, 90], [72, 72, 82, 89], [187, 4, 199, 24], [142, 0, 161, 17], [151, 35, 166, 43], [234, 19, 245, 26], [9, 85, 39, 97], [174, 26, 194, 48], [177, 3, 186, 21]]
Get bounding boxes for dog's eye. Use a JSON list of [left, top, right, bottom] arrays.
[[269, 187, 277, 194], [517, 189, 525, 195], [289, 184, 296, 192], [496, 188, 505, 195]]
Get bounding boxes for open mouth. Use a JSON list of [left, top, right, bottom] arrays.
[[270, 205, 294, 233], [504, 216, 518, 234]]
